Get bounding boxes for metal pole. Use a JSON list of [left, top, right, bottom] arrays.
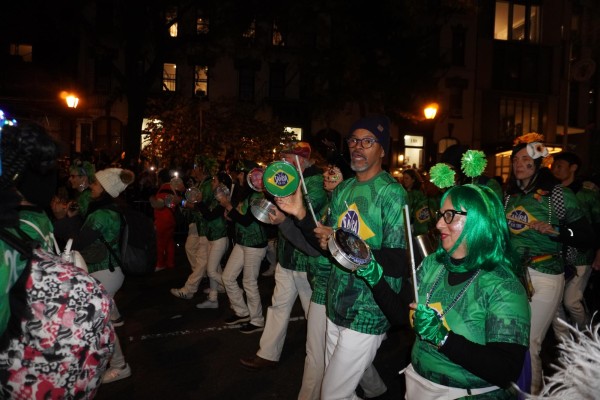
[[404, 205, 419, 303]]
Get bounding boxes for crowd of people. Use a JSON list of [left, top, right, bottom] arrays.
[[1, 108, 599, 399]]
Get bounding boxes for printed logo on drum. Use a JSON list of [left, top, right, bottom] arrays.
[[416, 206, 430, 223], [338, 203, 375, 240], [274, 171, 290, 187], [506, 205, 534, 234]]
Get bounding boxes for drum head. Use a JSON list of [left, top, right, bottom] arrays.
[[185, 187, 201, 203], [263, 160, 299, 197], [335, 229, 371, 266], [247, 167, 265, 192], [214, 184, 230, 200], [170, 177, 185, 192], [250, 198, 276, 224]]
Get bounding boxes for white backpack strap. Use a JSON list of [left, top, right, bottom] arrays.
[[19, 219, 59, 254]]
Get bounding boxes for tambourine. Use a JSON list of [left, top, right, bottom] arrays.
[[247, 167, 265, 192], [250, 198, 278, 224], [327, 228, 372, 271], [263, 160, 300, 197], [164, 194, 177, 208], [185, 187, 202, 203], [214, 184, 230, 201]]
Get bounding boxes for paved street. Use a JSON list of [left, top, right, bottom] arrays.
[[94, 242, 413, 400]]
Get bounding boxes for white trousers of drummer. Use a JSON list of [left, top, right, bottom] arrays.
[[321, 319, 386, 400], [553, 264, 592, 340], [257, 263, 312, 361], [222, 244, 267, 327], [184, 223, 209, 293], [300, 302, 387, 400], [528, 268, 564, 395]]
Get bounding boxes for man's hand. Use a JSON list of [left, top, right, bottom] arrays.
[[314, 225, 333, 250], [268, 206, 287, 225], [274, 189, 306, 220]]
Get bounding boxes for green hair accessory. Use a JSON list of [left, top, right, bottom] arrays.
[[429, 163, 456, 189], [461, 150, 487, 179]]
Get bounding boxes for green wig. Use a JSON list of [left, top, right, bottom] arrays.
[[435, 184, 518, 274]]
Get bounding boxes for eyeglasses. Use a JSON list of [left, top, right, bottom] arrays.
[[347, 137, 379, 149], [436, 209, 468, 224]]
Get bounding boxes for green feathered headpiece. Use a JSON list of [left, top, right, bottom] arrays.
[[461, 150, 487, 179], [429, 163, 456, 189]]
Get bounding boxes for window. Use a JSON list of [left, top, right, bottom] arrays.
[[445, 77, 467, 118], [9, 43, 32, 62], [194, 66, 208, 98], [272, 22, 285, 46], [163, 63, 177, 91], [269, 63, 286, 99], [196, 13, 209, 34], [243, 19, 256, 40], [94, 58, 112, 94], [166, 7, 178, 38], [239, 68, 255, 101], [494, 1, 540, 42], [499, 97, 541, 140]]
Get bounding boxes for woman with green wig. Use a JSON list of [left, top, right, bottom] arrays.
[[356, 184, 531, 398]]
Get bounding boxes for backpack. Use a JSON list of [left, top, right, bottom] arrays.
[[0, 227, 114, 399], [118, 207, 157, 276]]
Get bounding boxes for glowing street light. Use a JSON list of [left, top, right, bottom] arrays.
[[423, 103, 439, 120], [66, 95, 79, 109]]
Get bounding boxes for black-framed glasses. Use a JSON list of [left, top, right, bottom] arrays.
[[436, 209, 468, 224], [347, 137, 379, 149]]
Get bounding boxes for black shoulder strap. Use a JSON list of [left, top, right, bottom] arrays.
[[0, 227, 37, 259]]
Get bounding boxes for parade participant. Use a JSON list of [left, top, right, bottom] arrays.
[[151, 169, 184, 271], [219, 160, 268, 333], [550, 151, 600, 338], [192, 171, 232, 308], [276, 116, 407, 399], [67, 158, 96, 215], [405, 183, 529, 398], [72, 167, 136, 383], [240, 142, 329, 367], [170, 157, 215, 299], [504, 133, 595, 394]]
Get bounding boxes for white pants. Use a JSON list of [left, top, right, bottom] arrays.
[[257, 264, 312, 361], [222, 244, 267, 326], [553, 264, 592, 339], [188, 237, 228, 301], [184, 225, 209, 290], [299, 303, 386, 400], [91, 267, 126, 367], [528, 268, 564, 395], [321, 319, 386, 400]]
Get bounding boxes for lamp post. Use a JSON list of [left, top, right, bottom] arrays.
[[423, 103, 439, 170], [63, 92, 79, 157]]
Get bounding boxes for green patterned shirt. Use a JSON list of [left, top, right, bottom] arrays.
[[412, 256, 530, 398], [505, 186, 584, 274], [327, 171, 407, 335], [234, 191, 267, 248]]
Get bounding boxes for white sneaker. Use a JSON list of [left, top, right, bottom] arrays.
[[202, 285, 225, 294], [103, 363, 132, 384], [196, 299, 218, 309], [170, 288, 193, 300]]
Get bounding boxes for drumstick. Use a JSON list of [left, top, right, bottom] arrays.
[[404, 205, 419, 303], [294, 154, 319, 225], [506, 217, 559, 235], [229, 184, 235, 201]]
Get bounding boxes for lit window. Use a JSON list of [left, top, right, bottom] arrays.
[[197, 17, 209, 34], [10, 43, 32, 62], [494, 1, 540, 43], [194, 66, 208, 98], [163, 63, 177, 91], [166, 7, 178, 38], [284, 127, 302, 141], [243, 19, 256, 40], [272, 22, 285, 46]]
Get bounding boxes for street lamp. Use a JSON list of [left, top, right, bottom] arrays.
[[423, 103, 438, 120], [65, 94, 79, 109], [62, 92, 80, 156]]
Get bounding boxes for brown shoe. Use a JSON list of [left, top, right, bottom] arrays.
[[239, 355, 277, 370]]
